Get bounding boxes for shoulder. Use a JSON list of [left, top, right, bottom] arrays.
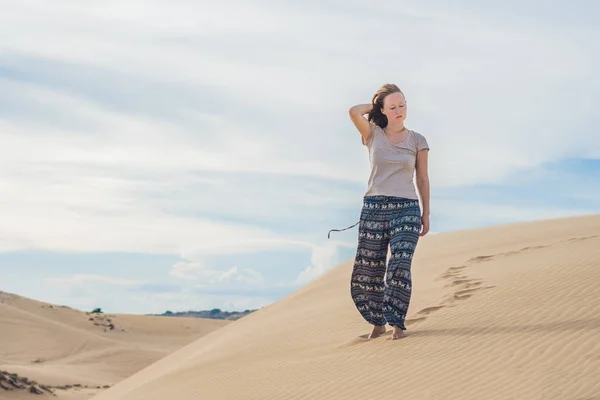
[[410, 129, 426, 140], [410, 129, 429, 151]]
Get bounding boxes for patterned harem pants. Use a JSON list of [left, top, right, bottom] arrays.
[[350, 195, 422, 330]]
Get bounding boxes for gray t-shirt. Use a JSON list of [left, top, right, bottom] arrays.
[[362, 123, 429, 200]]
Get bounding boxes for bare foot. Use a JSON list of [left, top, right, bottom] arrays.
[[391, 326, 406, 340], [368, 325, 387, 339]]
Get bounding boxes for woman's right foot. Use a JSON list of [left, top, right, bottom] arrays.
[[368, 324, 387, 339], [391, 326, 406, 340]]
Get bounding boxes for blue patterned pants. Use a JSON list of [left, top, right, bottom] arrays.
[[350, 195, 422, 330]]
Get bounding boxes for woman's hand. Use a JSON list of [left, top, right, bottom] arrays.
[[420, 214, 430, 236]]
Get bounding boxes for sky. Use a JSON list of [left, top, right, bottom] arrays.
[[0, 0, 599, 315]]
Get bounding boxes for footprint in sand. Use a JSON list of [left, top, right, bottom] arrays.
[[437, 266, 467, 280], [351, 259, 497, 338], [466, 282, 483, 288], [405, 316, 427, 326], [468, 255, 495, 263], [567, 235, 600, 243], [452, 288, 478, 300], [454, 288, 481, 296], [449, 278, 479, 286], [406, 261, 496, 326], [417, 306, 446, 315], [466, 241, 578, 265], [404, 304, 451, 326], [520, 245, 548, 251]]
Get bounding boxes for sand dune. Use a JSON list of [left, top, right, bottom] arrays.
[[0, 292, 230, 399], [83, 214, 600, 400]]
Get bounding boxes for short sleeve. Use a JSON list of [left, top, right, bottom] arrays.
[[416, 132, 429, 152], [362, 123, 379, 146]]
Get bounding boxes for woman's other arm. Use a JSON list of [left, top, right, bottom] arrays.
[[415, 149, 430, 236], [349, 103, 374, 144]]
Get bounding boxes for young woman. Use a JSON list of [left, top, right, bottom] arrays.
[[348, 83, 430, 340]]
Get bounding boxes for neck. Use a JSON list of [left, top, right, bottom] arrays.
[[386, 122, 406, 133]]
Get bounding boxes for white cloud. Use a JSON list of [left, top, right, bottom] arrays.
[[178, 238, 314, 258], [44, 274, 143, 312], [46, 274, 140, 287], [213, 266, 264, 285], [170, 261, 264, 285], [2, 0, 597, 183], [0, 0, 598, 261], [0, 176, 278, 254], [169, 261, 216, 281], [170, 238, 355, 294], [294, 240, 356, 285]]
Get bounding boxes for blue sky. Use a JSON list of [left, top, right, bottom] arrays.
[[0, 0, 598, 314]]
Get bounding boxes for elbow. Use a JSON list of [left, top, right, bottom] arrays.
[[349, 105, 365, 117], [416, 175, 429, 186]]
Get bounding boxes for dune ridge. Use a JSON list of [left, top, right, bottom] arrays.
[[87, 214, 600, 400], [0, 291, 230, 399]]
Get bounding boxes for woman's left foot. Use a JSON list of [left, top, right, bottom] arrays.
[[392, 326, 406, 340], [368, 325, 387, 339]]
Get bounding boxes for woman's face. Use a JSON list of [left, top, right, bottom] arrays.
[[381, 92, 407, 125]]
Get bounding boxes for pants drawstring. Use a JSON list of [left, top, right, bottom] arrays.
[[328, 196, 392, 239], [327, 221, 360, 239]]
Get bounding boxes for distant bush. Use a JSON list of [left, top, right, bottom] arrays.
[[91, 308, 103, 314]]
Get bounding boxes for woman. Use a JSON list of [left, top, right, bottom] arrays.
[[348, 83, 430, 340]]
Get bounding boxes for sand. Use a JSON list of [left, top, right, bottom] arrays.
[[0, 293, 230, 399], [4, 214, 600, 400]]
